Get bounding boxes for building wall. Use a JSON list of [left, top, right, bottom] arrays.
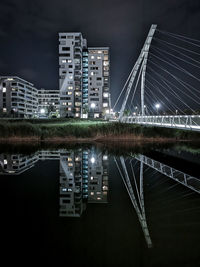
[[37, 89, 60, 117], [59, 33, 87, 118], [0, 76, 38, 118], [88, 48, 111, 118]]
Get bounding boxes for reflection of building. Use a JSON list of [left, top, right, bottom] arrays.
[[59, 148, 109, 217], [88, 150, 109, 203], [59, 150, 87, 217], [0, 76, 38, 118], [0, 148, 109, 217], [0, 154, 38, 175]]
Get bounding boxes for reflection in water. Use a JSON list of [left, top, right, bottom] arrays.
[[0, 148, 109, 217], [59, 148, 108, 217], [115, 153, 200, 248], [115, 156, 153, 248], [1, 148, 200, 249]]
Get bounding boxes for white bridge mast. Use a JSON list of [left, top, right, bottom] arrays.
[[119, 24, 157, 120]]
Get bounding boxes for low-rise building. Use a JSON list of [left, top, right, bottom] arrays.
[[37, 89, 60, 117], [0, 76, 38, 118]]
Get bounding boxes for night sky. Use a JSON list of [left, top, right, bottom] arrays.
[[1, 0, 200, 106]]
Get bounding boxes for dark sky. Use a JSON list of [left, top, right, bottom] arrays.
[[1, 0, 200, 106]]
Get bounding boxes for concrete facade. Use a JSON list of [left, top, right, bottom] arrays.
[[0, 76, 38, 118], [59, 33, 111, 119]]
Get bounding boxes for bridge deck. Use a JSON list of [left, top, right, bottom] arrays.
[[120, 115, 200, 132]]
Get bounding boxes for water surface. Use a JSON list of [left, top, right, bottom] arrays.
[[0, 142, 200, 267]]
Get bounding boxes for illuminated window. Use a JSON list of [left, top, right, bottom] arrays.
[[68, 86, 73, 90], [3, 87, 6, 93], [62, 59, 67, 63], [91, 72, 94, 76], [91, 192, 94, 196], [68, 92, 72, 95], [69, 75, 73, 79], [3, 108, 7, 112], [97, 51, 102, 54], [68, 59, 72, 63], [91, 56, 95, 59], [97, 56, 101, 59], [103, 103, 108, 107], [103, 93, 109, 98]]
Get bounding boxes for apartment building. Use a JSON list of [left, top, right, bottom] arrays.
[[0, 76, 38, 118], [59, 33, 87, 118], [58, 33, 111, 119], [37, 88, 60, 117], [88, 47, 111, 118]]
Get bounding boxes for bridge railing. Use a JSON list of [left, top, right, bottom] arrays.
[[120, 115, 200, 131]]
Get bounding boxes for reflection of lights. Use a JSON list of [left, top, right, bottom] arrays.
[[40, 108, 45, 114], [90, 103, 95, 109], [90, 157, 95, 163], [103, 155, 108, 160], [62, 188, 67, 192]]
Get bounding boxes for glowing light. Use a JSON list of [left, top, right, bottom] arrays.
[[90, 157, 95, 164]]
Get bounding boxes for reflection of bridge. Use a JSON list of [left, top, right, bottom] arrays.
[[115, 153, 200, 248], [113, 25, 200, 131]]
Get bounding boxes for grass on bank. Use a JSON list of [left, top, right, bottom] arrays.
[[0, 119, 200, 140]]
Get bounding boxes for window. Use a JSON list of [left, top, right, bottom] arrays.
[[103, 93, 109, 98], [97, 56, 101, 59], [62, 59, 67, 63], [68, 59, 72, 63], [96, 77, 101, 80], [62, 47, 70, 51], [103, 103, 108, 107], [68, 65, 73, 68], [2, 87, 6, 93], [68, 86, 73, 90], [91, 56, 95, 59]]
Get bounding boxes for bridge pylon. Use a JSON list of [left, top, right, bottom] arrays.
[[119, 24, 157, 120]]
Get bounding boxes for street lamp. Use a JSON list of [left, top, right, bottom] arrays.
[[155, 103, 160, 115], [40, 108, 45, 114], [90, 103, 96, 118]]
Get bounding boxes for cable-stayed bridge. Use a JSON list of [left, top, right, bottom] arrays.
[[113, 25, 200, 131]]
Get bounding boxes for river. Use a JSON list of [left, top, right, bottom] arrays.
[[0, 142, 200, 267]]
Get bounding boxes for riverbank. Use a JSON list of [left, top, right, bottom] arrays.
[[0, 119, 200, 143]]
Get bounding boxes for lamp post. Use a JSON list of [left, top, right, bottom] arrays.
[[155, 103, 160, 115], [90, 103, 95, 118]]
